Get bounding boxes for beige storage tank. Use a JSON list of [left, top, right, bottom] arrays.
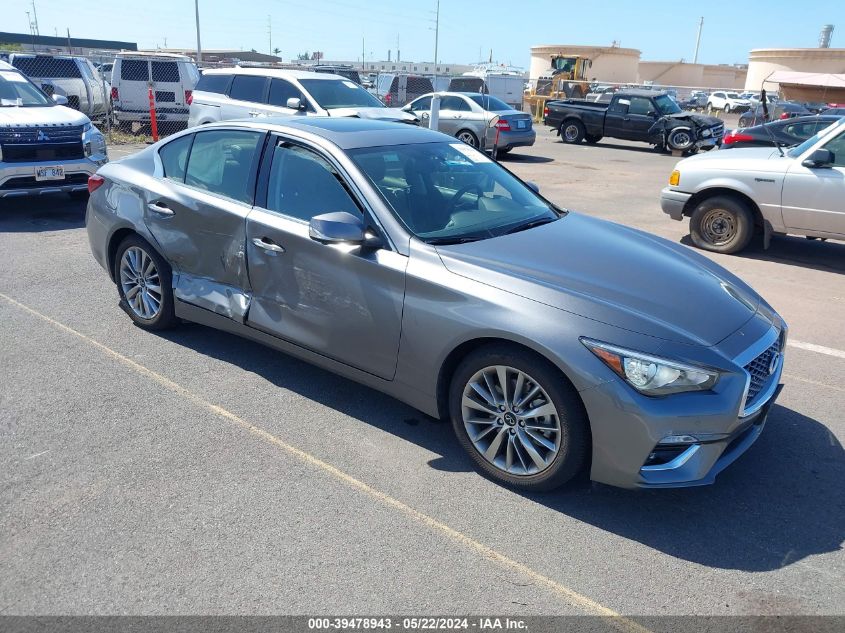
[[745, 48, 845, 91]]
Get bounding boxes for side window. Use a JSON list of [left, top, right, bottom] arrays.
[[628, 97, 654, 116], [184, 130, 263, 203], [266, 142, 362, 222], [196, 73, 231, 94], [609, 98, 630, 114], [151, 61, 180, 83], [440, 96, 469, 111], [267, 78, 303, 107], [159, 134, 193, 182], [822, 130, 845, 167], [229, 75, 267, 103], [120, 59, 149, 82], [409, 95, 431, 111]]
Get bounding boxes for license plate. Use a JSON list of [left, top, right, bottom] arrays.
[[517, 120, 527, 129], [35, 166, 65, 181]]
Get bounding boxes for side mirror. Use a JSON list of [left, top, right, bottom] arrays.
[[309, 212, 366, 245], [525, 181, 540, 194], [802, 148, 834, 168], [52, 94, 68, 106], [286, 97, 306, 111]]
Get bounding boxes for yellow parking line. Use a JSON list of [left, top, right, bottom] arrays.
[[0, 291, 650, 633]]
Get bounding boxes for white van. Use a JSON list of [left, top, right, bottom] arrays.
[[188, 67, 417, 127], [111, 52, 199, 130]]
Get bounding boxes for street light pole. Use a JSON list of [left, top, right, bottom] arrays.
[[693, 16, 703, 64], [194, 0, 203, 65], [433, 0, 440, 68]]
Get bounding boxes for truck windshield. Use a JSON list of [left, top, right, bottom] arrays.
[[654, 94, 681, 115], [350, 141, 560, 243], [0, 70, 52, 107], [299, 79, 384, 110]]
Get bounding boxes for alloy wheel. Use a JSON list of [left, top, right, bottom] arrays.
[[461, 365, 562, 476], [119, 246, 163, 320], [564, 124, 580, 142], [458, 131, 477, 147]]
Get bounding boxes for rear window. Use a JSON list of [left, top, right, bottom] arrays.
[[468, 95, 511, 111], [196, 73, 232, 94], [229, 75, 266, 103], [120, 59, 150, 82], [449, 77, 483, 92], [406, 76, 433, 95], [12, 56, 82, 79], [151, 61, 180, 83]]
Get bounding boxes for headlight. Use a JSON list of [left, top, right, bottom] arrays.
[[581, 339, 719, 396], [701, 128, 712, 138], [82, 122, 92, 133]]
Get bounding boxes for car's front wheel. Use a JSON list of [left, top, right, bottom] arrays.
[[114, 234, 178, 330], [689, 195, 755, 254], [449, 345, 590, 491]]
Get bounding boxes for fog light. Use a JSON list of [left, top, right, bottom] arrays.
[[659, 434, 699, 445]]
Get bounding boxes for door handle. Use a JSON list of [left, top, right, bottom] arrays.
[[147, 202, 174, 216], [248, 111, 261, 117], [252, 237, 285, 253]]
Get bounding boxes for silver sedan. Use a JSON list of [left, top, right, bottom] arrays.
[[86, 117, 785, 491], [403, 92, 535, 153]]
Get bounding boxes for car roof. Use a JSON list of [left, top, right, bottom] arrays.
[[202, 67, 343, 81], [204, 117, 446, 150], [615, 89, 669, 98], [116, 51, 192, 61]]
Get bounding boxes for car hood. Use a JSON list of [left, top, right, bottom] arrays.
[[668, 112, 722, 127], [0, 104, 89, 127], [434, 213, 760, 346], [329, 106, 419, 124], [678, 146, 791, 172]]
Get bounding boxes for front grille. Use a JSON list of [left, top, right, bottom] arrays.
[[0, 173, 89, 190], [711, 123, 725, 139], [744, 340, 780, 406], [1, 142, 84, 162], [0, 125, 85, 143]]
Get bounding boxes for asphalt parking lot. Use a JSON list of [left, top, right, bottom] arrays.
[[1, 129, 843, 618]]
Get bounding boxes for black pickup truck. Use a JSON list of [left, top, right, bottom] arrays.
[[543, 90, 724, 153]]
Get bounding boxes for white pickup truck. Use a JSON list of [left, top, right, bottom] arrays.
[[661, 118, 845, 253]]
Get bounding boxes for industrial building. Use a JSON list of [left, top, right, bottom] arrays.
[[0, 31, 137, 56]]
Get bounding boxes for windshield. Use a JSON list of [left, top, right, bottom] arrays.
[[655, 94, 681, 114], [787, 122, 841, 158], [0, 70, 52, 107], [468, 94, 512, 112], [299, 78, 384, 109], [349, 142, 560, 243], [727, 93, 741, 99]]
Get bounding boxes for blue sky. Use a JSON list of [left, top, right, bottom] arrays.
[[5, 0, 840, 68]]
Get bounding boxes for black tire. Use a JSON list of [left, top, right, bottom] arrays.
[[456, 129, 479, 148], [689, 195, 755, 254], [584, 134, 602, 144], [559, 119, 585, 144], [667, 128, 695, 152], [113, 234, 178, 330], [449, 344, 590, 492], [724, 104, 732, 113]]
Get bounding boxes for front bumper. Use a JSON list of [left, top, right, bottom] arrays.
[[660, 187, 692, 220], [581, 322, 786, 489], [0, 156, 106, 198]]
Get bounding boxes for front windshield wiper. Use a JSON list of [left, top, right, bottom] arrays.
[[502, 216, 557, 236], [426, 235, 486, 245]]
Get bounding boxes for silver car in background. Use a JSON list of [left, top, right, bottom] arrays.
[[86, 117, 785, 491], [403, 92, 535, 153]]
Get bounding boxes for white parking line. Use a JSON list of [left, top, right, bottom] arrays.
[[788, 340, 845, 360]]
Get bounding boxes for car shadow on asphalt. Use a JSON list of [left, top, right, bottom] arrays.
[[497, 154, 554, 164], [157, 323, 843, 574], [680, 234, 845, 274], [0, 197, 87, 233], [560, 141, 674, 156]]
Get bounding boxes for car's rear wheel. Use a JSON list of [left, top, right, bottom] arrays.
[[114, 235, 178, 330], [449, 345, 590, 491], [690, 196, 755, 254], [560, 120, 585, 144], [456, 129, 479, 148]]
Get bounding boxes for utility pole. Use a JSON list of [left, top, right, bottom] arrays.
[[693, 16, 703, 64], [267, 15, 272, 56], [434, 0, 440, 67], [194, 0, 203, 64], [66, 28, 72, 54], [31, 0, 40, 36], [362, 37, 365, 72]]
